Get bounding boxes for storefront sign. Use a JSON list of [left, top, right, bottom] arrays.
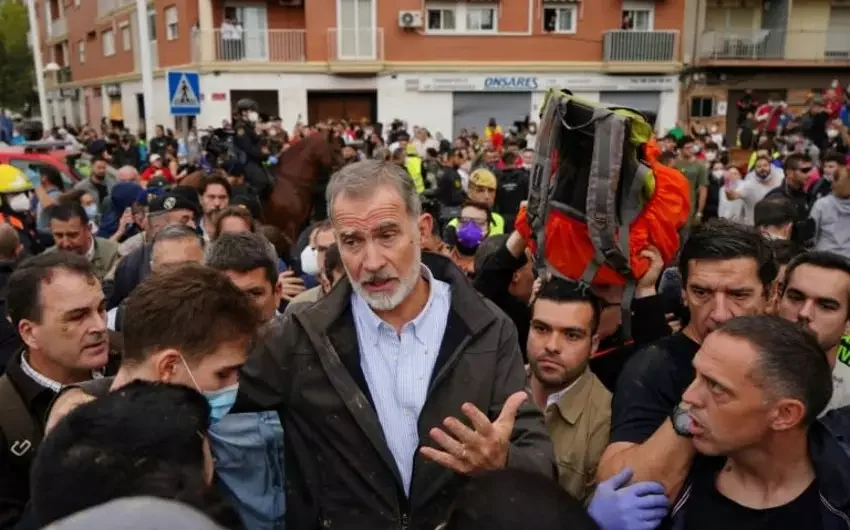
[[210, 92, 227, 101], [415, 74, 676, 93], [484, 76, 539, 90]]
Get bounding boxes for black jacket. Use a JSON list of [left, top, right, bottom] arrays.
[[666, 410, 850, 529], [495, 167, 529, 230], [107, 243, 151, 309], [112, 144, 141, 170], [236, 253, 555, 530]]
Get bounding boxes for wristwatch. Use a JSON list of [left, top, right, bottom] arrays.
[[670, 403, 694, 438]]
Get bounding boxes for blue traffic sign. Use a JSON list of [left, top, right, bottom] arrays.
[[168, 71, 201, 116]]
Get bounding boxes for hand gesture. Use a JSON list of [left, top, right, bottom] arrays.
[[587, 468, 669, 530], [420, 392, 527, 474], [277, 270, 306, 301], [636, 246, 663, 295], [115, 208, 133, 236]]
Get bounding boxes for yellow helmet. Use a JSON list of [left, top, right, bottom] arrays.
[[0, 164, 34, 194]]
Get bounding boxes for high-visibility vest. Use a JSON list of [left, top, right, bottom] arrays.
[[0, 213, 24, 231], [405, 156, 424, 194], [447, 212, 505, 236]]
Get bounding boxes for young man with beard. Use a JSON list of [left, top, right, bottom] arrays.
[[776, 251, 850, 412], [236, 160, 554, 530], [597, 219, 776, 497], [725, 155, 784, 226], [527, 278, 609, 502], [198, 174, 231, 242]]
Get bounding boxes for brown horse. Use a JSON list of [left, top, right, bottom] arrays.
[[181, 131, 341, 242]]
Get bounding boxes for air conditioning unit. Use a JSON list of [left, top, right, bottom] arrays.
[[278, 0, 303, 6], [398, 10, 423, 29]]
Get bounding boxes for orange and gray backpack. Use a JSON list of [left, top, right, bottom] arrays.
[[516, 88, 691, 337]]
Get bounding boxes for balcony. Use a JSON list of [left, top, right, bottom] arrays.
[[603, 30, 679, 64], [327, 28, 384, 73], [192, 29, 306, 64], [698, 29, 850, 66], [49, 17, 67, 39], [97, 0, 134, 19]]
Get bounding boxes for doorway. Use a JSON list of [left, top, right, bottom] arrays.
[[307, 90, 377, 123]]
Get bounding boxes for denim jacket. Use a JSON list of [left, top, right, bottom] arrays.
[[209, 411, 286, 530]]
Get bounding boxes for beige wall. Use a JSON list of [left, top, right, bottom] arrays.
[[786, 0, 830, 60]]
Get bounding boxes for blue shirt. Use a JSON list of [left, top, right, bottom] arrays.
[[351, 266, 451, 494]]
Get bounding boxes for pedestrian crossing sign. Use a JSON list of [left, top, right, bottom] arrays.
[[167, 71, 201, 116]]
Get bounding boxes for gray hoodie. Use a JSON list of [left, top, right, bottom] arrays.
[[811, 194, 850, 259]]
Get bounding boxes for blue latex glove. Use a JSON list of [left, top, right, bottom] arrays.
[[587, 468, 669, 530], [267, 155, 279, 165]]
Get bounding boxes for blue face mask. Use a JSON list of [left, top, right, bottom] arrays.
[[204, 384, 239, 423], [180, 355, 238, 423]]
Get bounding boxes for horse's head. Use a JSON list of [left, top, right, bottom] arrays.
[[315, 128, 344, 176]]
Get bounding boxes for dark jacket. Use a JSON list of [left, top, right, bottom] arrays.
[[0, 349, 120, 528], [112, 144, 141, 169], [0, 262, 20, 375], [666, 412, 850, 529], [236, 253, 555, 530], [495, 167, 530, 231], [107, 243, 151, 309]]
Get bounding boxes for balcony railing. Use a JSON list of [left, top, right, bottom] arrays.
[[97, 0, 134, 18], [328, 28, 384, 61], [699, 29, 850, 62], [193, 29, 306, 63], [50, 17, 67, 39], [603, 30, 678, 62]]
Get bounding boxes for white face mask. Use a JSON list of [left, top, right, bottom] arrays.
[[705, 152, 717, 162], [7, 193, 30, 213], [300, 246, 319, 276], [247, 111, 259, 123], [827, 129, 839, 139], [712, 169, 725, 179]]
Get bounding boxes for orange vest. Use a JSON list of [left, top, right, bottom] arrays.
[[0, 213, 24, 231]]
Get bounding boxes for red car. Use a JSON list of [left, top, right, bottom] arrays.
[[0, 141, 113, 189]]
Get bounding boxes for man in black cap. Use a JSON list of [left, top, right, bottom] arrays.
[[107, 192, 200, 309]]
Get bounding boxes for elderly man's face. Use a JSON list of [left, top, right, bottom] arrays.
[[117, 167, 138, 183], [332, 185, 425, 312]]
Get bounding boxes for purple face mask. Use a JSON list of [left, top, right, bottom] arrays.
[[457, 220, 485, 249]]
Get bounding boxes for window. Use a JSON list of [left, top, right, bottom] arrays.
[[427, 8, 456, 31], [102, 29, 115, 56], [120, 23, 131, 51], [466, 7, 496, 31], [78, 40, 85, 63], [621, 9, 653, 30], [425, 3, 497, 33], [543, 5, 577, 33], [690, 97, 715, 118], [165, 6, 178, 40], [148, 9, 157, 41], [61, 41, 69, 64], [9, 160, 75, 190]]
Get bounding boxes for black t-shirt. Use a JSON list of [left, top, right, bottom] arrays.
[[92, 180, 108, 206], [609, 333, 700, 444], [683, 466, 822, 530]]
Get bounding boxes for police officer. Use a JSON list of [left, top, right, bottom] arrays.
[[232, 98, 273, 199]]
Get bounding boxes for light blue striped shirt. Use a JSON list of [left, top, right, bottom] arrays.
[[352, 266, 451, 495]]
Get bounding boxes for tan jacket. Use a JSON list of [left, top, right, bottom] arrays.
[[544, 369, 612, 503], [46, 237, 120, 282]]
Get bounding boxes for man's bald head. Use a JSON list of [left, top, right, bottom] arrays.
[[0, 224, 21, 261], [118, 166, 140, 183]]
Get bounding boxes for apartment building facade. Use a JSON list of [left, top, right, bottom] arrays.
[[679, 0, 850, 141], [36, 0, 686, 138]]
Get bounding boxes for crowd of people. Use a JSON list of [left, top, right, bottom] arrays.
[[0, 84, 847, 530]]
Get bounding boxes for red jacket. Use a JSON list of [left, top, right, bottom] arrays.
[[140, 166, 175, 183]]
